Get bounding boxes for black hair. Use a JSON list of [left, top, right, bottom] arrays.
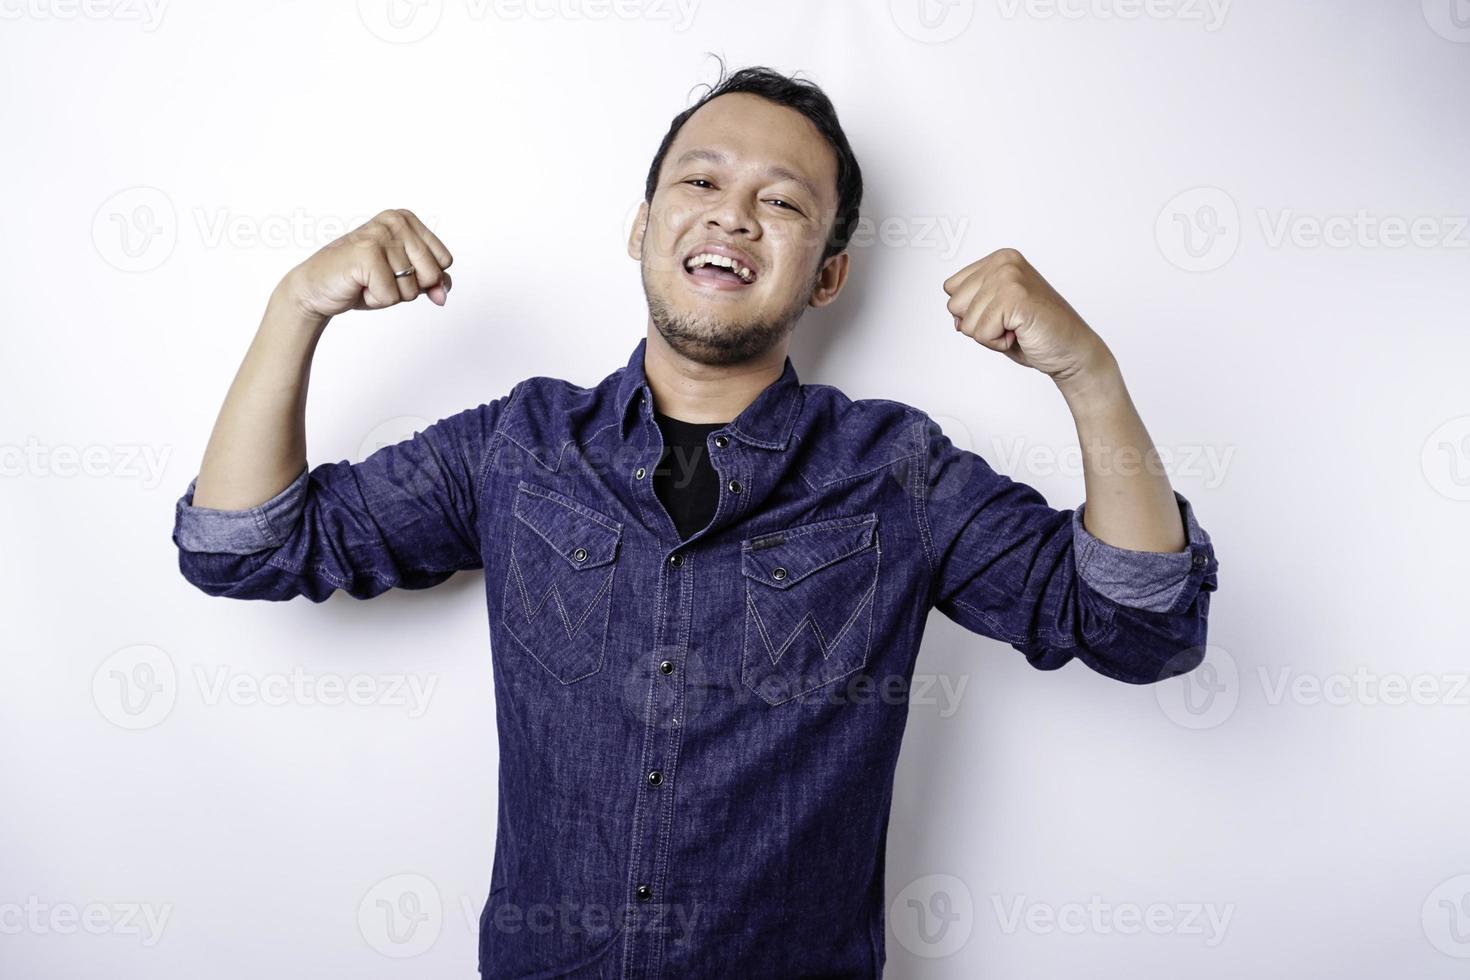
[[642, 57, 864, 264]]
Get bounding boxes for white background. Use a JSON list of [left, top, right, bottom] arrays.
[[3, 0, 1469, 976]]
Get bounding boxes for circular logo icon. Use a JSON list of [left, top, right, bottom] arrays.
[[1154, 644, 1238, 730], [889, 0, 976, 43], [619, 644, 715, 729], [1155, 186, 1240, 273], [1422, 415, 1470, 502], [906, 412, 985, 504], [92, 186, 177, 273], [359, 415, 433, 463], [1423, 874, 1470, 957], [357, 0, 444, 43], [358, 415, 443, 504], [358, 872, 442, 957], [890, 873, 974, 958], [93, 644, 178, 730], [1423, 0, 1470, 42]]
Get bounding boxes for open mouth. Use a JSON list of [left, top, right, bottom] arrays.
[[683, 249, 758, 290]]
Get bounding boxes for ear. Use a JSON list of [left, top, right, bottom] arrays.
[[808, 250, 850, 309], [627, 200, 649, 261]]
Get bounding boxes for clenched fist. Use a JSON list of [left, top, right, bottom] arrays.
[[279, 208, 454, 320], [943, 247, 1109, 385]]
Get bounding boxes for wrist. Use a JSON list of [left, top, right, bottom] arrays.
[[1055, 347, 1125, 411], [266, 273, 331, 338]]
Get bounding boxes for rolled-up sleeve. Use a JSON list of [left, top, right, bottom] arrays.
[[916, 412, 1219, 684], [171, 392, 511, 602]]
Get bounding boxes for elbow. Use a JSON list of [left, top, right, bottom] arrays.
[[175, 547, 306, 602], [1082, 594, 1213, 685]]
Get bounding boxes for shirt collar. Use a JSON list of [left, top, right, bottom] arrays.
[[616, 336, 803, 450]]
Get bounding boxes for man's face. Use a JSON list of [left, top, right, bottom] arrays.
[[629, 92, 847, 366]]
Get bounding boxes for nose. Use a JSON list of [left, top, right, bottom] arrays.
[[703, 188, 758, 237]]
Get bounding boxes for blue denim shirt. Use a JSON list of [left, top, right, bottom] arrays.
[[172, 336, 1218, 978]]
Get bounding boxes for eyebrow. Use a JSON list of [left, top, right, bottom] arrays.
[[673, 148, 822, 205]]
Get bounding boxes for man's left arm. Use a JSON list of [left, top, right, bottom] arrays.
[[934, 247, 1220, 681]]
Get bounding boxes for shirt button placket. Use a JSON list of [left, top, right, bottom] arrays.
[[622, 547, 687, 979]]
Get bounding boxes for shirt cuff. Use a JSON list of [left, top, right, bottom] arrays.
[[173, 465, 310, 555], [1071, 490, 1215, 614]]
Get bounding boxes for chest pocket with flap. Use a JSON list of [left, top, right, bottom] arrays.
[[740, 512, 880, 706], [501, 481, 623, 685]]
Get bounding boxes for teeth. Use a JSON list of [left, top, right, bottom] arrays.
[[685, 252, 755, 283]]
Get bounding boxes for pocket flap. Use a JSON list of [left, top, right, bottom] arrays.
[[513, 482, 623, 570], [741, 514, 878, 589]]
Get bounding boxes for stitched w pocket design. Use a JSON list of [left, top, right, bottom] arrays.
[[740, 513, 880, 706], [501, 481, 623, 684]]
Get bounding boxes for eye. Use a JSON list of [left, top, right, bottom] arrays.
[[766, 198, 799, 212], [685, 178, 714, 189]]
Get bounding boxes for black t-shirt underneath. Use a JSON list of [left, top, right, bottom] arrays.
[[651, 410, 727, 540]]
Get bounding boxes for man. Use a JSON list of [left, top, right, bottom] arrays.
[[174, 64, 1218, 979]]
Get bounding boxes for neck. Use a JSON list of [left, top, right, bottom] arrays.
[[642, 322, 784, 424]]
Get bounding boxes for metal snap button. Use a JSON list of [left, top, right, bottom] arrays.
[[669, 553, 683, 566], [1192, 552, 1207, 568], [727, 479, 742, 494], [635, 466, 646, 480], [714, 434, 728, 448], [636, 884, 653, 902], [659, 660, 675, 674], [647, 770, 663, 786], [772, 567, 787, 581], [573, 547, 588, 562]]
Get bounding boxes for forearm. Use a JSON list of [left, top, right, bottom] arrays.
[[1056, 351, 1187, 553], [189, 279, 330, 509]]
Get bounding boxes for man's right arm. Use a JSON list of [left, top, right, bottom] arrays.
[[172, 208, 509, 602]]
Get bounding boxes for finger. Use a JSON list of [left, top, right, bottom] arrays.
[[360, 247, 403, 310], [942, 259, 984, 296], [397, 232, 447, 305], [385, 243, 420, 303], [971, 289, 1021, 351], [944, 269, 989, 321], [958, 289, 1000, 343], [397, 210, 453, 270]]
